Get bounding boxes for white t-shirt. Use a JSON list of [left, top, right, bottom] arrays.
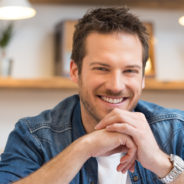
[[97, 153, 132, 184]]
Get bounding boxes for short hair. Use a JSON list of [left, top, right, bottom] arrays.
[[71, 7, 149, 74]]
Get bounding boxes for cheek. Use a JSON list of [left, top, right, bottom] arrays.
[[79, 76, 98, 94], [87, 75, 104, 88], [128, 78, 143, 93]]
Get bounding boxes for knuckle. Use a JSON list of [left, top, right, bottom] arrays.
[[122, 123, 129, 131], [134, 112, 146, 121], [112, 108, 121, 114], [112, 108, 124, 120]]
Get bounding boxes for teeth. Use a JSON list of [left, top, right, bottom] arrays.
[[101, 96, 123, 104]]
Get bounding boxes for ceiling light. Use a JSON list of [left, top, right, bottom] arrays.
[[0, 0, 36, 20], [178, 16, 184, 26]]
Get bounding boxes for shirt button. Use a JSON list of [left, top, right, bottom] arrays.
[[133, 175, 139, 182]]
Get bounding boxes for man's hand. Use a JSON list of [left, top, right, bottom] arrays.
[[83, 129, 137, 173], [95, 108, 172, 178]]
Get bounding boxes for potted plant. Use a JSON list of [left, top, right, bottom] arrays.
[[0, 23, 13, 77]]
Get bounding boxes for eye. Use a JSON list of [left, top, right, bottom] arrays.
[[125, 69, 138, 73], [93, 67, 109, 71], [124, 69, 139, 74]]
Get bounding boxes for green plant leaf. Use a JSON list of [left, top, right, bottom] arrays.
[[0, 23, 13, 48]]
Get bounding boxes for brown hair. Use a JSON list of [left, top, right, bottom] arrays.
[[71, 7, 149, 74]]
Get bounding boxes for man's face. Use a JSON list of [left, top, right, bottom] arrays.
[[71, 32, 145, 124]]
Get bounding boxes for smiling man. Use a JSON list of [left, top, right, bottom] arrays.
[[1, 7, 184, 184], [72, 32, 144, 133]]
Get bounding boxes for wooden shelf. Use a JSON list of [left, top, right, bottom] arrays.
[[0, 77, 184, 90], [0, 77, 77, 89], [145, 78, 184, 90]]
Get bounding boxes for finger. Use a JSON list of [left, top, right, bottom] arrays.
[[95, 113, 117, 129], [121, 135, 137, 160], [117, 157, 135, 173], [122, 160, 136, 173], [117, 155, 130, 172], [106, 123, 138, 140], [129, 161, 135, 173], [107, 146, 128, 155], [95, 110, 137, 130], [102, 146, 123, 156], [117, 157, 136, 173], [124, 161, 135, 173], [116, 138, 137, 172], [120, 152, 136, 166], [111, 133, 137, 173], [117, 162, 127, 172], [99, 145, 129, 157]]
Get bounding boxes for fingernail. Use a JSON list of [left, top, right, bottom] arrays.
[[129, 169, 133, 173], [122, 169, 127, 174], [106, 125, 110, 129], [120, 157, 127, 163]]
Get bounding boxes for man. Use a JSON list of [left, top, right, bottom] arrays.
[[0, 7, 184, 184]]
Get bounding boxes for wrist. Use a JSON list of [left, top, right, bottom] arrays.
[[76, 134, 94, 159], [151, 151, 173, 178]]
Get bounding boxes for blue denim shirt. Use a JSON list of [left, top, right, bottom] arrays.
[[0, 94, 184, 184]]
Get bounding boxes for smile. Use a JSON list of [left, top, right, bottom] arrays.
[[100, 96, 125, 104]]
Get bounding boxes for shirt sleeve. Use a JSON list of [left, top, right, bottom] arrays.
[[0, 119, 43, 184]]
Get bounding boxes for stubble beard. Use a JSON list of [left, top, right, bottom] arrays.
[[78, 75, 103, 125], [79, 90, 101, 124]]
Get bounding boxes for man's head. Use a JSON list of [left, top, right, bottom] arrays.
[[71, 7, 149, 75], [70, 7, 148, 130]]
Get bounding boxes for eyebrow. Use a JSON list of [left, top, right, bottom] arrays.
[[89, 62, 142, 69], [125, 65, 142, 69], [89, 62, 109, 67]]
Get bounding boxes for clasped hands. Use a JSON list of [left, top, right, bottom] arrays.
[[87, 108, 168, 176]]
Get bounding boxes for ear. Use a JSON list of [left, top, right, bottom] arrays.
[[142, 77, 145, 89], [70, 60, 79, 83]]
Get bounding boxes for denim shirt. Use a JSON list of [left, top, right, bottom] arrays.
[[0, 94, 184, 184]]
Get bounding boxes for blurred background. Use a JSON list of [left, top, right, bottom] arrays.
[[0, 0, 184, 152]]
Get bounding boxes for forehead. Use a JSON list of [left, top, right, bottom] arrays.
[[83, 32, 143, 66], [85, 31, 141, 47]]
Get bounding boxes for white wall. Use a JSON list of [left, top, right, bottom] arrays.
[[1, 4, 184, 151], [6, 5, 184, 80]]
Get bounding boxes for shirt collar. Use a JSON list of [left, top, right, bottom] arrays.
[[72, 100, 86, 141]]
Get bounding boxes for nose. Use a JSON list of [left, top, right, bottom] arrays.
[[105, 71, 125, 94]]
